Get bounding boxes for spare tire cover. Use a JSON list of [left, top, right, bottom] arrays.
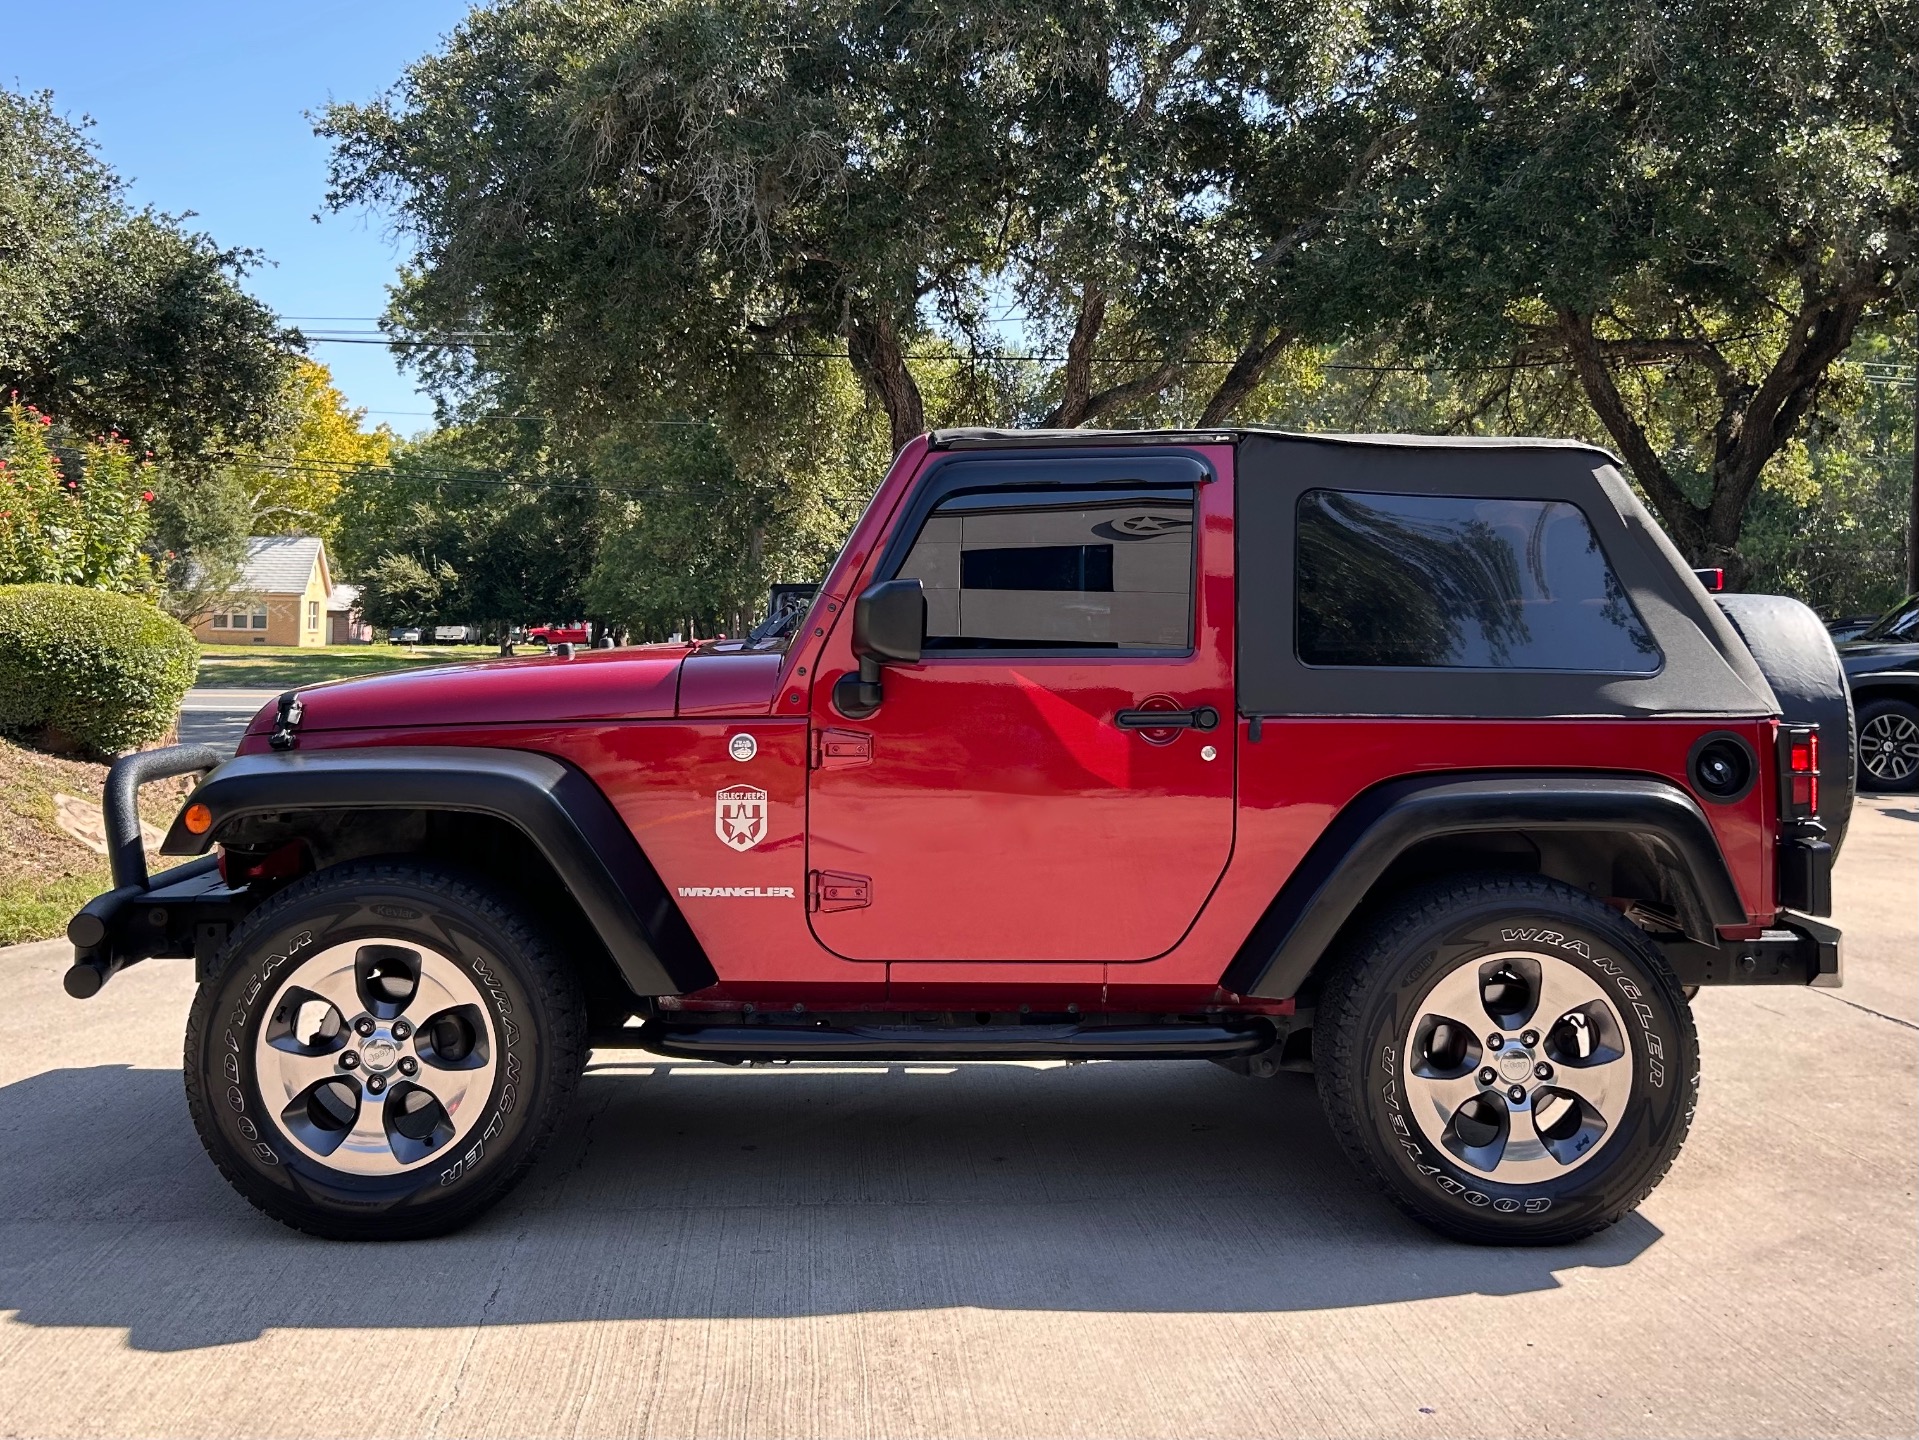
[[1714, 594, 1855, 856]]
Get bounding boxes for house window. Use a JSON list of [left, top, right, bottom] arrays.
[[213, 607, 269, 631], [307, 600, 319, 630]]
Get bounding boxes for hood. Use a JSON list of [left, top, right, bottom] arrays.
[[1839, 640, 1919, 675], [245, 644, 694, 738]]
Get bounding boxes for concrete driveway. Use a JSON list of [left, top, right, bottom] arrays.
[[1, 801, 1912, 1438]]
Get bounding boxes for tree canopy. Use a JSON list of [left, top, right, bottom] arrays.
[[0, 88, 300, 463], [319, 0, 1915, 605], [1348, 0, 1916, 576]]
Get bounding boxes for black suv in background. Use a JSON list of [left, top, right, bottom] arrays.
[[1840, 594, 1919, 791]]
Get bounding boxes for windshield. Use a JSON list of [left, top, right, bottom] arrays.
[[1859, 595, 1919, 643], [744, 586, 820, 648]]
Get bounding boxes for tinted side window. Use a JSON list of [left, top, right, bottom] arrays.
[[1296, 490, 1661, 672], [897, 487, 1194, 649]]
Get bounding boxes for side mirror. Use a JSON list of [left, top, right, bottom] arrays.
[[835, 578, 925, 719]]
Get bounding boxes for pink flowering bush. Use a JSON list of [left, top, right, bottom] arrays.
[[0, 398, 157, 593]]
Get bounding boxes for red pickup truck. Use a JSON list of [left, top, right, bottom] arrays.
[[68, 428, 1850, 1244], [524, 621, 591, 648]]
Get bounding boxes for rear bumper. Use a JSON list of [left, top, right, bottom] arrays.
[[1662, 913, 1842, 989]]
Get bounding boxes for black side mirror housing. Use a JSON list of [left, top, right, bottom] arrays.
[[835, 578, 925, 718]]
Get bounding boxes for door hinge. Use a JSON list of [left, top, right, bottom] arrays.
[[811, 727, 873, 769], [809, 870, 872, 912]]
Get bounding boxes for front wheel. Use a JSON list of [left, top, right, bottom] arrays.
[[1317, 874, 1698, 1244], [185, 861, 587, 1239]]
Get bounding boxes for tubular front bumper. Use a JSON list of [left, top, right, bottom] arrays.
[[64, 744, 247, 998]]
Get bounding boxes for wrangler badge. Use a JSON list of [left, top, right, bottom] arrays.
[[715, 785, 769, 851]]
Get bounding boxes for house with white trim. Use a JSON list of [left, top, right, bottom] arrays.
[[192, 536, 333, 647]]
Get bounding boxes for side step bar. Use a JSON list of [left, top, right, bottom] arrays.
[[635, 1019, 1278, 1063]]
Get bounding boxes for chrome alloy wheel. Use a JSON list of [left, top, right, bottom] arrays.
[[1400, 950, 1635, 1183], [254, 937, 499, 1175], [1859, 710, 1919, 785]]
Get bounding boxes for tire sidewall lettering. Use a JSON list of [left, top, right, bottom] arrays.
[[1367, 906, 1692, 1226], [204, 900, 535, 1208]]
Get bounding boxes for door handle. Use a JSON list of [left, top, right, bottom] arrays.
[[1115, 705, 1220, 732]]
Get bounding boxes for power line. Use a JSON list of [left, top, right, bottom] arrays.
[[299, 332, 1592, 373], [231, 453, 799, 501]]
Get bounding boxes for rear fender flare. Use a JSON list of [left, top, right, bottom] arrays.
[[161, 747, 716, 997], [1220, 773, 1748, 1002]]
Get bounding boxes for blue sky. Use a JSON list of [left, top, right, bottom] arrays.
[[1, 0, 472, 429]]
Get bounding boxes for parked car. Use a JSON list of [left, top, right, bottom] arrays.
[[1838, 593, 1919, 792], [526, 622, 590, 647], [1825, 614, 1884, 643], [432, 625, 472, 643], [69, 428, 1849, 1246], [387, 627, 423, 644]]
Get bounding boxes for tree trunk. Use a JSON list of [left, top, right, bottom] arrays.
[[1199, 330, 1292, 426], [846, 308, 926, 455], [1909, 315, 1918, 594], [1041, 286, 1107, 428], [1558, 311, 1711, 559]]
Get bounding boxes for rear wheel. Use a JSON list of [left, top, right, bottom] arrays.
[[185, 861, 587, 1239], [1857, 698, 1919, 792], [1318, 874, 1698, 1244]]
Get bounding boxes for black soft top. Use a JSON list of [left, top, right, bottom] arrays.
[[925, 427, 1776, 720], [929, 425, 1622, 458]]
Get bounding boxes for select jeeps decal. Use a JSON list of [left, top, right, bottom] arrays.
[[677, 885, 796, 899], [715, 785, 769, 851]]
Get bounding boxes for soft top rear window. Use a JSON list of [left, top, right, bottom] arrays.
[[1295, 490, 1661, 673]]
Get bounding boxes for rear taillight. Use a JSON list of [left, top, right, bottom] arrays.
[[1692, 567, 1727, 592], [1780, 724, 1819, 819]]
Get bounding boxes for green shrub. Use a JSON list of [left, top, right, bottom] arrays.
[[0, 584, 198, 756]]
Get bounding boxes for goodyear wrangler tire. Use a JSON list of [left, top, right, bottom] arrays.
[[185, 861, 587, 1240], [1318, 874, 1698, 1244]]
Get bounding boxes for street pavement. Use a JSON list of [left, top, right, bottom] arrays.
[[0, 799, 1912, 1438], [176, 687, 279, 752]]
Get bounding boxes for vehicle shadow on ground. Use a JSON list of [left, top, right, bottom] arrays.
[[0, 1058, 1659, 1351]]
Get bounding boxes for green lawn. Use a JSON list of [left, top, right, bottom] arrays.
[[0, 737, 197, 945], [194, 642, 490, 690]]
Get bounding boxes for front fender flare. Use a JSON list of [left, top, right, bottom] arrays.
[[162, 746, 716, 997], [1220, 773, 1748, 1002]]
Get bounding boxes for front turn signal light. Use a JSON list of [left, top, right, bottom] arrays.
[[183, 803, 213, 835]]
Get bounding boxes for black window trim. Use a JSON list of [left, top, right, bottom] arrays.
[[877, 450, 1213, 661], [1290, 485, 1667, 679]]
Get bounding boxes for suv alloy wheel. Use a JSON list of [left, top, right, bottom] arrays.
[[1856, 698, 1919, 792], [185, 861, 586, 1239], [1318, 874, 1698, 1244]]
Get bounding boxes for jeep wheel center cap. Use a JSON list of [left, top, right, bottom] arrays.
[[1497, 1048, 1535, 1084], [361, 1037, 402, 1072]]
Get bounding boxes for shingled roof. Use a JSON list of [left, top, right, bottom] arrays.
[[239, 536, 330, 594]]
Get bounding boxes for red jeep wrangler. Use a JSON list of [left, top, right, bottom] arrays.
[[68, 429, 1851, 1244]]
